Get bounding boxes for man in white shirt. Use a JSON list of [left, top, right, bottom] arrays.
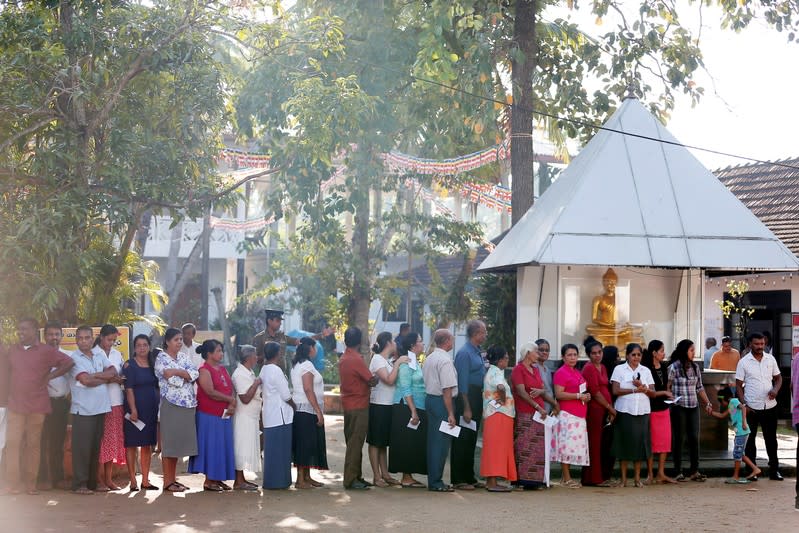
[[735, 332, 783, 481], [423, 329, 458, 492], [178, 323, 203, 369], [38, 322, 72, 490]]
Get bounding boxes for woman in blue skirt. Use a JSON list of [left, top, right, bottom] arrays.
[[260, 342, 295, 489], [188, 340, 237, 491]]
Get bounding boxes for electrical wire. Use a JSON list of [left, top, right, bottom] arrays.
[[351, 57, 799, 173]]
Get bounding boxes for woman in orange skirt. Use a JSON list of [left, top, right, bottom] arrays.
[[480, 346, 517, 492]]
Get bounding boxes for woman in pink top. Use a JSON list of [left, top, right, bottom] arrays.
[[188, 340, 236, 492], [553, 343, 591, 488]]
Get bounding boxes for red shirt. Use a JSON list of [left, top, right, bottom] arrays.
[[8, 343, 72, 414], [338, 348, 372, 411], [197, 363, 233, 417], [511, 363, 545, 414], [582, 363, 611, 410], [0, 346, 9, 408]]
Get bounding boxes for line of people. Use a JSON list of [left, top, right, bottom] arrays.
[[0, 318, 796, 503]]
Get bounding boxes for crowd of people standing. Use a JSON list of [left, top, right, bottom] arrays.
[[0, 316, 796, 510]]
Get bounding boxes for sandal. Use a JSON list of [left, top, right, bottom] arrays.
[[234, 484, 259, 492], [382, 477, 401, 486], [218, 482, 233, 491], [689, 473, 707, 482], [401, 480, 426, 489], [429, 485, 455, 492], [94, 485, 110, 493], [308, 479, 323, 487], [373, 479, 389, 488], [486, 485, 512, 492], [129, 485, 140, 492], [142, 484, 159, 491], [72, 487, 93, 495], [597, 479, 619, 488], [454, 483, 475, 491], [165, 482, 186, 493], [634, 480, 645, 488], [674, 474, 687, 482]]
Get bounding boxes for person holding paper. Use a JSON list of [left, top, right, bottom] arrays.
[[367, 332, 408, 487], [154, 327, 199, 493], [291, 338, 328, 489], [231, 345, 262, 491], [122, 335, 160, 492], [423, 329, 458, 492], [451, 320, 488, 491], [641, 340, 676, 485], [534, 339, 555, 414], [667, 339, 712, 482], [480, 345, 516, 492], [581, 338, 617, 487], [610, 343, 655, 488], [188, 339, 236, 492], [260, 341, 295, 490], [389, 332, 428, 488], [510, 342, 558, 490], [553, 344, 591, 488]]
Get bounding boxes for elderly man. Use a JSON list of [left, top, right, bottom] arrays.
[[37, 322, 72, 490], [178, 323, 203, 369], [339, 327, 378, 490], [451, 320, 487, 490], [424, 329, 458, 492], [710, 336, 740, 372], [69, 325, 117, 495], [736, 332, 783, 481], [3, 317, 74, 495]]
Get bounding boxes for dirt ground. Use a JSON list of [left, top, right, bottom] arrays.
[[2, 415, 797, 532]]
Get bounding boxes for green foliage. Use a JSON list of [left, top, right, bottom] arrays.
[[0, 0, 242, 325], [476, 273, 517, 363], [716, 279, 755, 342]]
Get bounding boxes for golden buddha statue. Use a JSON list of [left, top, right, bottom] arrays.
[[585, 268, 644, 349]]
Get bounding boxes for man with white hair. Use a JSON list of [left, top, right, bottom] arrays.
[[423, 329, 458, 492]]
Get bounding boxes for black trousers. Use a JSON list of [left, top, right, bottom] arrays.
[[744, 405, 779, 471], [38, 397, 70, 484], [71, 414, 105, 491], [450, 385, 482, 485], [670, 405, 700, 476]]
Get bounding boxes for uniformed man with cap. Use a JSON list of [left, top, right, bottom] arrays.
[[252, 309, 333, 370]]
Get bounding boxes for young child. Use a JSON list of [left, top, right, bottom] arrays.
[[710, 387, 762, 484]]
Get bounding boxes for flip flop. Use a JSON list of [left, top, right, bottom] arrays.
[[429, 485, 455, 492], [234, 484, 259, 492], [142, 484, 160, 491], [218, 482, 233, 491], [165, 482, 185, 493], [373, 479, 389, 488], [72, 487, 93, 495], [401, 481, 426, 489], [486, 486, 512, 492], [382, 478, 402, 486], [129, 485, 140, 492], [204, 484, 224, 492], [454, 483, 475, 490], [94, 486, 110, 493]]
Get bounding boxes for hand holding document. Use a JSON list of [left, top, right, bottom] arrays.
[[221, 408, 231, 419], [124, 413, 146, 431], [407, 418, 421, 430], [439, 420, 461, 438], [459, 416, 477, 432], [664, 395, 682, 405]]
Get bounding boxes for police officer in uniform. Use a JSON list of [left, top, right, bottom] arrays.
[[252, 309, 333, 371]]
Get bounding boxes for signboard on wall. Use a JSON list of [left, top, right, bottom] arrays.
[[42, 326, 131, 361], [791, 314, 799, 357]]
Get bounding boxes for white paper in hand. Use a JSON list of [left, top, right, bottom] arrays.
[[458, 416, 477, 432], [221, 408, 231, 419], [408, 352, 418, 371], [407, 418, 421, 430], [579, 382, 587, 394], [664, 395, 682, 405], [439, 420, 461, 438], [124, 413, 146, 431]]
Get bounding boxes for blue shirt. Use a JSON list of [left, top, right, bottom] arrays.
[[393, 363, 426, 410], [454, 342, 486, 395], [69, 349, 113, 416], [728, 398, 750, 437]]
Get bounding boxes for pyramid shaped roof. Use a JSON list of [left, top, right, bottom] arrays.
[[478, 98, 799, 272]]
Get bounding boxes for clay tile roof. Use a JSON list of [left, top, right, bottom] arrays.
[[714, 157, 799, 256]]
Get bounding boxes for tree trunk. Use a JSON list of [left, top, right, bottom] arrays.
[[347, 174, 372, 357], [511, 0, 537, 226]]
